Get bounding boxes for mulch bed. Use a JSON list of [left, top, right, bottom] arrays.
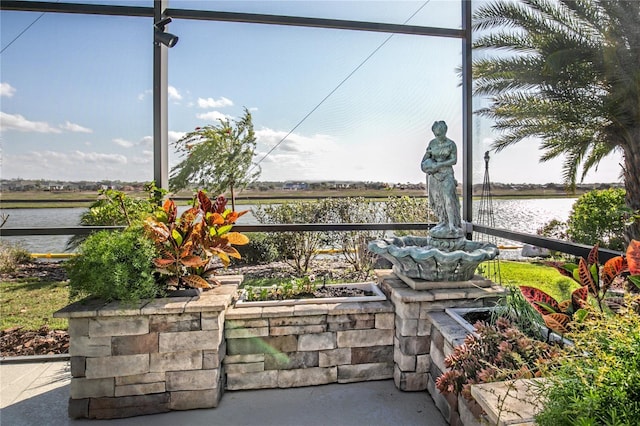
[[1, 261, 71, 357], [1, 259, 367, 357], [1, 326, 69, 357]]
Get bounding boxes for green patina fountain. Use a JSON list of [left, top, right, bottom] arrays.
[[368, 121, 499, 282]]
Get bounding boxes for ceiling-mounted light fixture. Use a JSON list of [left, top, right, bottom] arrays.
[[154, 16, 178, 48]]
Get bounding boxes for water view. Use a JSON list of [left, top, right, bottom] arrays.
[[1, 198, 576, 254]]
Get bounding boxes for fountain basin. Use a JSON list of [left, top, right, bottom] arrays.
[[368, 235, 499, 282]]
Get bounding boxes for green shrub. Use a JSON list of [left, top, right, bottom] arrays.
[[536, 306, 640, 425], [67, 183, 164, 250], [567, 188, 628, 251], [538, 189, 629, 251], [65, 228, 162, 302], [0, 242, 32, 273], [236, 232, 279, 265], [252, 200, 334, 274], [383, 196, 434, 236], [322, 197, 385, 276]]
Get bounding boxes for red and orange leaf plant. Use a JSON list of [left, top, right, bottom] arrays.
[[626, 239, 640, 290], [144, 191, 249, 290], [546, 244, 629, 312], [519, 285, 588, 335]]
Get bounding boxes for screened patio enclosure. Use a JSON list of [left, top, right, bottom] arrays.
[[0, 0, 620, 260]]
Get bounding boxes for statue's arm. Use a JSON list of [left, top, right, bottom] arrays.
[[421, 146, 433, 172], [435, 141, 458, 168]]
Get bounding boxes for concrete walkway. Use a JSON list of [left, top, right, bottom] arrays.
[[1, 359, 447, 426]]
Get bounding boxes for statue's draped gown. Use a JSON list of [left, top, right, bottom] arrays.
[[421, 137, 462, 232]]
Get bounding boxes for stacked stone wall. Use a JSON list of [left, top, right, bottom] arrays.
[[57, 271, 506, 423], [223, 302, 395, 390], [55, 282, 239, 419], [375, 270, 506, 426]]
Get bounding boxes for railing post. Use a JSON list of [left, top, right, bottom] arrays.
[[461, 0, 473, 238]]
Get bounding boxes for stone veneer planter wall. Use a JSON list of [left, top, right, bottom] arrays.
[[54, 277, 242, 419], [373, 270, 507, 426], [56, 271, 507, 424], [223, 301, 395, 390]]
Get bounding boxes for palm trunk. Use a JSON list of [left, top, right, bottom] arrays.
[[623, 128, 640, 243]]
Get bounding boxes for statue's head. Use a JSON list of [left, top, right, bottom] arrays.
[[432, 120, 447, 137]]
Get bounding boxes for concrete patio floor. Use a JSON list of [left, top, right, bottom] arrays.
[[0, 359, 447, 426]]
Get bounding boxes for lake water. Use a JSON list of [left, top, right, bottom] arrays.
[[1, 198, 576, 254]]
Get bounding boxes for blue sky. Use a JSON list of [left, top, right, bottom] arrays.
[[0, 0, 624, 185]]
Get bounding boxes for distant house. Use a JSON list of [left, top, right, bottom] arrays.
[[327, 181, 351, 190], [282, 181, 308, 190]]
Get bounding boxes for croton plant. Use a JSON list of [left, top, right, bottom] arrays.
[[520, 240, 640, 335], [144, 191, 249, 290]]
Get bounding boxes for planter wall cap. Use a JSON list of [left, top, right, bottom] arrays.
[[385, 285, 437, 302], [215, 275, 244, 285], [260, 306, 295, 318], [326, 301, 394, 315], [140, 297, 191, 315], [382, 279, 506, 304], [184, 294, 234, 313], [54, 297, 110, 319], [292, 304, 331, 316], [207, 285, 239, 297], [235, 283, 386, 308], [98, 300, 148, 317], [225, 306, 264, 320], [426, 311, 471, 345], [470, 378, 549, 426]]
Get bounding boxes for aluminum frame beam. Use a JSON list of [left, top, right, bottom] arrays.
[[2, 1, 464, 38], [153, 0, 170, 190]]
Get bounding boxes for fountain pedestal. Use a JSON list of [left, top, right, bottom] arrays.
[[393, 270, 494, 291]]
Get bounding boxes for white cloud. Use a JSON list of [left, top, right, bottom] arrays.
[[72, 150, 128, 164], [0, 150, 157, 181], [137, 89, 152, 101], [60, 121, 93, 133], [131, 150, 153, 165], [169, 131, 185, 143], [256, 128, 336, 153], [140, 135, 153, 147], [168, 86, 182, 101], [1, 83, 16, 97], [253, 128, 345, 181], [0, 112, 61, 133], [113, 138, 134, 148], [196, 111, 232, 122], [139, 132, 184, 147], [197, 97, 233, 109]]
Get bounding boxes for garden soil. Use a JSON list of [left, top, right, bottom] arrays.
[[1, 259, 367, 357]]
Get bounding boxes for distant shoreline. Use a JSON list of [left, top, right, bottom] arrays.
[[0, 187, 590, 209]]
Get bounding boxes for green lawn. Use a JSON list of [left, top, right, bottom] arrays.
[[498, 260, 578, 301], [0, 279, 69, 330], [0, 260, 575, 332]]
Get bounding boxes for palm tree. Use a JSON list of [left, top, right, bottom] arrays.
[[472, 0, 640, 242]]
